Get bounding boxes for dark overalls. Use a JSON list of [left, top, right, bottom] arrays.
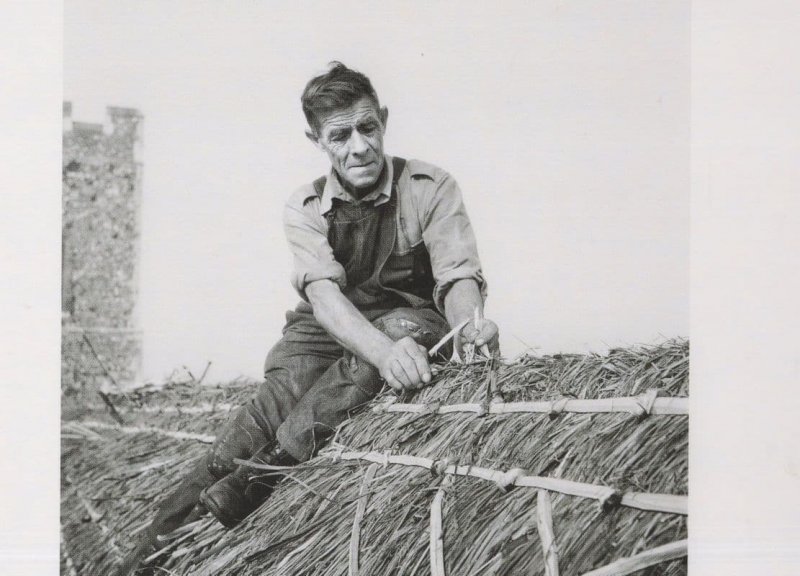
[[149, 158, 449, 535]]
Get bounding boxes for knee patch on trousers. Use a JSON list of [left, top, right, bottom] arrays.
[[372, 309, 448, 351]]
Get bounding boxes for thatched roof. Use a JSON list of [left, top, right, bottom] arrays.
[[61, 340, 688, 575]]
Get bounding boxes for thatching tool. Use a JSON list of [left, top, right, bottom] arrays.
[[426, 307, 491, 362], [428, 319, 470, 358]]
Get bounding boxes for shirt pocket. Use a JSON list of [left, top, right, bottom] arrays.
[[395, 210, 423, 255]]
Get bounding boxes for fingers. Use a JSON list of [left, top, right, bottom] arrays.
[[454, 324, 475, 358], [460, 324, 480, 344], [382, 362, 413, 393], [458, 319, 500, 357], [475, 321, 499, 349], [390, 357, 414, 388], [411, 343, 432, 385], [383, 370, 405, 393], [395, 339, 431, 388], [383, 337, 432, 391]]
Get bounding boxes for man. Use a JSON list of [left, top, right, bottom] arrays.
[[119, 61, 498, 573]]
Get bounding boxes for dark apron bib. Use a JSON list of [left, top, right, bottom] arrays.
[[313, 157, 435, 310]]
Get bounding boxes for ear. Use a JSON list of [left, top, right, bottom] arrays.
[[305, 128, 321, 148], [379, 106, 389, 131]]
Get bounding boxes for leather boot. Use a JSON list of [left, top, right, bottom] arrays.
[[148, 458, 216, 537], [206, 404, 272, 479], [199, 443, 298, 528]]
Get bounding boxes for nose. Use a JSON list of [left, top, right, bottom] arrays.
[[348, 130, 369, 156]]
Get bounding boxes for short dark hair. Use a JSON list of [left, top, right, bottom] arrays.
[[301, 62, 380, 132]]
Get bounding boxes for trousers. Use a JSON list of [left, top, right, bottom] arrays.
[[250, 304, 449, 461], [148, 304, 448, 536]]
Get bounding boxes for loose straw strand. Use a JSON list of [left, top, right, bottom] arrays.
[[349, 463, 378, 576], [474, 305, 492, 358]]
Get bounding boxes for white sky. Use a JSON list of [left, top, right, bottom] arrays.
[[64, 0, 689, 383]]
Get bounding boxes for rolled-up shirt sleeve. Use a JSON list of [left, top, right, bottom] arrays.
[[283, 192, 346, 300], [420, 173, 488, 312]]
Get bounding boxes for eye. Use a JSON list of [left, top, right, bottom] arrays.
[[328, 129, 349, 143], [359, 123, 377, 134]]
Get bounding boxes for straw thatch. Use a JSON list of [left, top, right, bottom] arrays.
[[61, 339, 688, 575]]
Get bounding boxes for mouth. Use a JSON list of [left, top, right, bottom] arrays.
[[348, 160, 375, 169]]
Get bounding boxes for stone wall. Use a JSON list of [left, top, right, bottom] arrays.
[[62, 102, 143, 394]]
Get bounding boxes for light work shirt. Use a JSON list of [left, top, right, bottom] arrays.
[[283, 155, 488, 313]]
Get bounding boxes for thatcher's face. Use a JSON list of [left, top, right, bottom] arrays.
[[314, 98, 387, 192]]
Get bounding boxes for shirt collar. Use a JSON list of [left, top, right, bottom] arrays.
[[319, 154, 394, 215]]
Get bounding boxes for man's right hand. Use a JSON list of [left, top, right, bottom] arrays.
[[378, 336, 432, 393]]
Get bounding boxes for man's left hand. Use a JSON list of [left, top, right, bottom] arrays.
[[456, 318, 500, 357]]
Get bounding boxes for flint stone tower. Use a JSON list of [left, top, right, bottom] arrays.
[[62, 102, 143, 395]]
